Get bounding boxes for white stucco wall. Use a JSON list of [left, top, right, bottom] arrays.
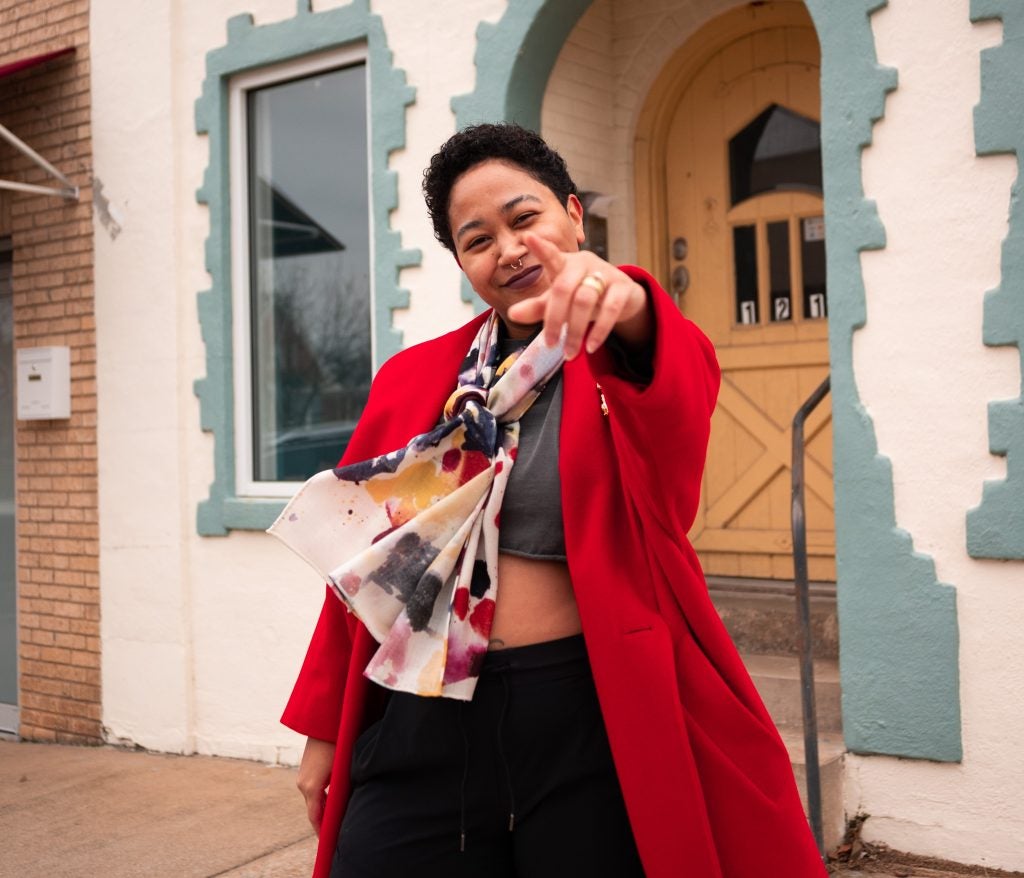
[[93, 0, 505, 765], [854, 0, 1023, 869]]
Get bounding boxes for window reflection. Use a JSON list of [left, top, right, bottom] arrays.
[[729, 104, 822, 206], [733, 225, 758, 325], [247, 64, 370, 482], [802, 216, 827, 319], [767, 221, 792, 322]]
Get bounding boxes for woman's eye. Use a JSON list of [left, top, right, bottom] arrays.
[[513, 212, 537, 226], [466, 236, 489, 250]]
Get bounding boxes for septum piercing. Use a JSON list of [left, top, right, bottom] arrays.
[[507, 257, 524, 272]]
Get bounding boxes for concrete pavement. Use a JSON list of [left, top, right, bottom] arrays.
[[0, 739, 998, 878], [1, 741, 315, 878]]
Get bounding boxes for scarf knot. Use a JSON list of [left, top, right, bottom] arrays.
[[269, 314, 564, 700]]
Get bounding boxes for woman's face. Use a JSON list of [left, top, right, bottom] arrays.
[[447, 159, 585, 338]]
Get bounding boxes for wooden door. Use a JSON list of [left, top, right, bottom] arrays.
[[662, 6, 834, 581]]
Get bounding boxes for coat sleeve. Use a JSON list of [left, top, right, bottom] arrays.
[[587, 265, 721, 538], [280, 587, 355, 740]]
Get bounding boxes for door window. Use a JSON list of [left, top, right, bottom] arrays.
[[728, 104, 827, 326]]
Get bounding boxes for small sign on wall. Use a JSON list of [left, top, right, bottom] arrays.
[[16, 346, 71, 420], [803, 216, 825, 242]]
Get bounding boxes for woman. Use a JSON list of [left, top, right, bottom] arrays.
[[275, 124, 826, 877]]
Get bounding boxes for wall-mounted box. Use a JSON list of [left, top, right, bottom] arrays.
[[16, 346, 71, 420]]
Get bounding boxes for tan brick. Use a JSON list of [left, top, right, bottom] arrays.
[[37, 645, 73, 665], [69, 649, 99, 669], [37, 613, 71, 633], [21, 725, 58, 743], [53, 569, 86, 587], [10, 0, 99, 744]]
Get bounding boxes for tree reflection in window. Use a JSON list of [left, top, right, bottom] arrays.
[[248, 63, 371, 482]]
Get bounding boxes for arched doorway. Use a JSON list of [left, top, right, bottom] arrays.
[[636, 1, 833, 582]]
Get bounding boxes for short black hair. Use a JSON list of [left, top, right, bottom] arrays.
[[422, 123, 579, 253]]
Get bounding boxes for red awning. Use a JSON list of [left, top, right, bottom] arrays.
[[0, 47, 75, 80]]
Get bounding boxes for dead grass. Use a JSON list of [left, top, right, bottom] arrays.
[[828, 815, 1023, 878]]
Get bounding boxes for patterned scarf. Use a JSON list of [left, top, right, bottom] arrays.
[[268, 313, 565, 700]]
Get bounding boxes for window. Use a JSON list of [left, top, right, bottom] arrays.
[[197, 6, 417, 533], [727, 105, 827, 326], [729, 104, 822, 206], [230, 49, 371, 497]]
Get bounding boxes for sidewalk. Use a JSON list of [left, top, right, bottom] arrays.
[[1, 740, 316, 878], [0, 739, 992, 878]]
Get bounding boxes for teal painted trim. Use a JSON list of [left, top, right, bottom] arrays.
[[193, 0, 418, 535], [806, 0, 962, 761], [966, 0, 1024, 559], [451, 0, 593, 308]]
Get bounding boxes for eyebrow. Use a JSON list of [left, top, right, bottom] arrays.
[[455, 194, 542, 242]]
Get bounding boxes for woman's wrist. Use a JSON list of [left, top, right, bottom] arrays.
[[610, 279, 653, 351]]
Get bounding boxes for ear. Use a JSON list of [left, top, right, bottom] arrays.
[[566, 193, 585, 246]]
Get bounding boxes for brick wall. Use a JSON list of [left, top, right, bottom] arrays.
[[0, 0, 100, 743]]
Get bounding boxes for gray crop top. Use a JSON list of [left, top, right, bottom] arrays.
[[497, 335, 566, 561]]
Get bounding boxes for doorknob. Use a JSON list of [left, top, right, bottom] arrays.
[[672, 265, 690, 298]]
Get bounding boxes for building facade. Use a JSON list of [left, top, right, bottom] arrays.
[[2, 0, 1022, 869]]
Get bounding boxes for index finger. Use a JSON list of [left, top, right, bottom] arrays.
[[522, 232, 572, 344], [523, 232, 567, 282]]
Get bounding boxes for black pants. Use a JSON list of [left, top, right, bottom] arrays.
[[331, 635, 645, 877]]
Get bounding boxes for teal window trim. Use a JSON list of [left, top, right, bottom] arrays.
[[966, 0, 1024, 560], [453, 0, 961, 761], [194, 0, 418, 535]]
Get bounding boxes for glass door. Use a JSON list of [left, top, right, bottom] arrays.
[[0, 237, 16, 736]]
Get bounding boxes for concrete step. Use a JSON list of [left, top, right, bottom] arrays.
[[708, 576, 839, 660], [744, 652, 842, 733], [781, 730, 846, 855]]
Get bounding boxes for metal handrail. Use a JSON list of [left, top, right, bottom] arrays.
[[790, 374, 831, 859]]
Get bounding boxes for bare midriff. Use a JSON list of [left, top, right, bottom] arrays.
[[488, 552, 581, 649]]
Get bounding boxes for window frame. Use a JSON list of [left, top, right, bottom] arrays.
[[228, 46, 373, 499], [195, 7, 418, 535]]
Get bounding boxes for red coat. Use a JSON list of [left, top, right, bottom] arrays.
[[282, 267, 826, 877]]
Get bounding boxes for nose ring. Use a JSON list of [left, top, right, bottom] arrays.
[[507, 257, 524, 272]]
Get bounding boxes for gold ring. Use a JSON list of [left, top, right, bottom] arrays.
[[579, 272, 607, 298]]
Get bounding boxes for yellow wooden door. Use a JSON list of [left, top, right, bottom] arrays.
[[663, 6, 834, 581]]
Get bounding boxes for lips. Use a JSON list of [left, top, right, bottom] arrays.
[[502, 264, 542, 290]]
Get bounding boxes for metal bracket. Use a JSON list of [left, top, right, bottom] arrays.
[[0, 121, 79, 201]]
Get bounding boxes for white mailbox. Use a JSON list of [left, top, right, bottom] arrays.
[[17, 346, 71, 420]]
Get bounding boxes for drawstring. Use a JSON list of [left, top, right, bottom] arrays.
[[458, 701, 469, 852], [496, 673, 516, 832]]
